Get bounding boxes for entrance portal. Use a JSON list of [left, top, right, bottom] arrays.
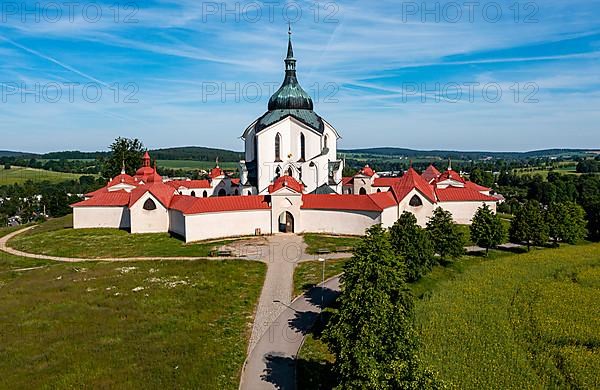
[[278, 211, 295, 233]]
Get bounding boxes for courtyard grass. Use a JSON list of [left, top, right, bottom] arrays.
[[0, 166, 84, 185], [295, 243, 600, 389], [293, 258, 349, 297], [302, 234, 361, 255], [8, 215, 242, 259], [0, 256, 266, 389]]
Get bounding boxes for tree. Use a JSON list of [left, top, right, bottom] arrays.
[[546, 202, 587, 245], [586, 201, 600, 242], [426, 208, 466, 260], [389, 212, 435, 281], [101, 137, 145, 179], [3, 163, 11, 170], [324, 225, 442, 389], [470, 204, 506, 255], [509, 200, 549, 250]]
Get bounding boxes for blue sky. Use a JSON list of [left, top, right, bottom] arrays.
[[1, 0, 599, 152]]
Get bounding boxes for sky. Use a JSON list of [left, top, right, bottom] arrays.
[[0, 0, 599, 153]]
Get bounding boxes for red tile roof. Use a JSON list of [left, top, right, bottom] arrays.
[[128, 182, 176, 208], [84, 187, 109, 197], [170, 195, 270, 215], [268, 175, 304, 193], [209, 166, 224, 178], [357, 165, 375, 177], [435, 187, 497, 202], [436, 169, 465, 183], [71, 191, 130, 207], [108, 173, 137, 187], [231, 178, 240, 185], [167, 179, 212, 189], [302, 192, 396, 212], [373, 177, 402, 187], [421, 164, 441, 183], [342, 177, 354, 186], [390, 168, 436, 203], [464, 180, 491, 192]]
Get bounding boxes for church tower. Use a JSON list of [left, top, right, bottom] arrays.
[[239, 27, 343, 195]]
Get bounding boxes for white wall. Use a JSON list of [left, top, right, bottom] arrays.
[[183, 209, 272, 242], [73, 207, 130, 229], [438, 201, 497, 225], [397, 189, 436, 227], [300, 209, 381, 235], [129, 193, 170, 233]]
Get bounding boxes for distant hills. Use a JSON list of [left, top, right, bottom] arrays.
[[1, 147, 596, 162]]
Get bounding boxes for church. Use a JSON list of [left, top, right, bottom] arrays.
[[72, 31, 500, 242]]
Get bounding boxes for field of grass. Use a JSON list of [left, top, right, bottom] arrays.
[[0, 166, 83, 185], [158, 160, 239, 170], [0, 250, 265, 388], [293, 258, 349, 297], [302, 234, 361, 255], [8, 215, 241, 259], [295, 243, 600, 389], [514, 165, 580, 179], [416, 243, 600, 388]]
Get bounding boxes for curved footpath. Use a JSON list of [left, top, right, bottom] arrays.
[[240, 275, 341, 390]]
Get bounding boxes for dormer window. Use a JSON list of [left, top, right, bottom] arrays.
[[409, 194, 423, 207], [143, 198, 157, 211]]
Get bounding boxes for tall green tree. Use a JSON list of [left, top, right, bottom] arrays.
[[389, 212, 435, 281], [509, 200, 549, 250], [101, 137, 145, 179], [470, 204, 506, 255], [426, 208, 466, 260], [586, 201, 600, 242], [546, 202, 587, 245], [324, 225, 442, 389]]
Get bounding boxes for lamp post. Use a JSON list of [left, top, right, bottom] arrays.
[[318, 257, 325, 313]]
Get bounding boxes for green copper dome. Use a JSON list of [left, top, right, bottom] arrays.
[[267, 29, 314, 111]]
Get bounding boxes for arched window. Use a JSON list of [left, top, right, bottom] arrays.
[[359, 187, 367, 195], [409, 194, 423, 207], [323, 134, 328, 150], [275, 133, 282, 161], [286, 167, 293, 177], [143, 198, 157, 211], [247, 190, 252, 196], [203, 191, 208, 198], [377, 189, 381, 193], [218, 188, 226, 197], [300, 133, 306, 161], [275, 166, 281, 178], [190, 191, 196, 197], [234, 189, 239, 195]]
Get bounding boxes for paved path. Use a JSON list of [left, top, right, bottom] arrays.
[[240, 275, 341, 390]]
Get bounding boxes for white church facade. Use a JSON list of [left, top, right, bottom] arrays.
[[72, 31, 500, 242]]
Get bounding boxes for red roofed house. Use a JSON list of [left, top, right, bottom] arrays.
[[72, 33, 501, 241]]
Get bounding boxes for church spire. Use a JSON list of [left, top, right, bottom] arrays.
[[285, 22, 296, 72]]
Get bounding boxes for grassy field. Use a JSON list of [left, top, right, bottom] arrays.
[[302, 234, 361, 255], [158, 160, 239, 170], [0, 248, 265, 389], [0, 166, 83, 185], [295, 243, 600, 389], [293, 258, 349, 297], [8, 215, 242, 259]]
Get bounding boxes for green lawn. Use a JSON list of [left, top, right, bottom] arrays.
[[0, 253, 265, 389], [295, 243, 600, 389], [0, 166, 83, 185], [293, 258, 349, 297], [302, 234, 361, 255], [8, 215, 241, 259], [158, 160, 239, 170]]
